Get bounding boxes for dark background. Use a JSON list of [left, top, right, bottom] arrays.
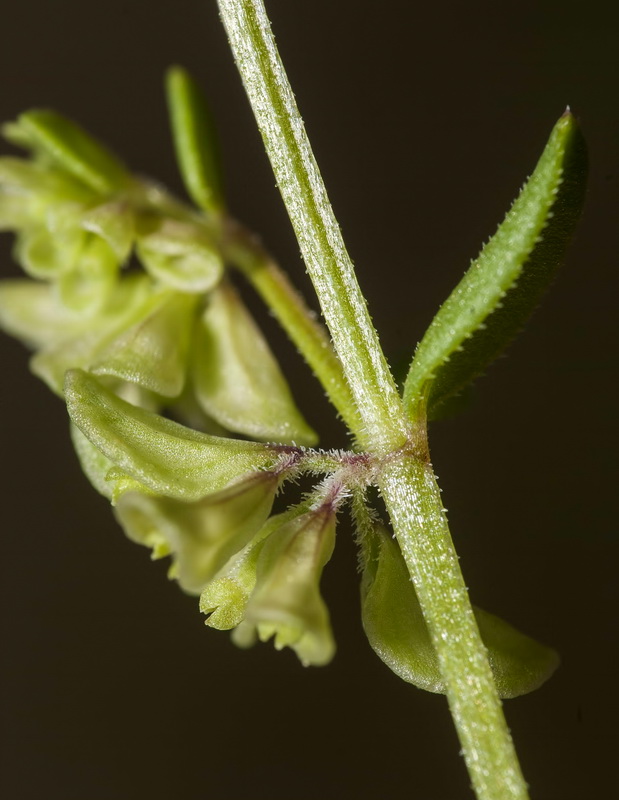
[[1, 2, 617, 798]]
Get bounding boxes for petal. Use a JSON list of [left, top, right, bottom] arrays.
[[200, 506, 306, 630]]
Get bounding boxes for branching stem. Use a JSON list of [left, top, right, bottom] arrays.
[[216, 1, 532, 798]]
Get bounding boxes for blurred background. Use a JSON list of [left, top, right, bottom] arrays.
[[0, 1, 617, 798]]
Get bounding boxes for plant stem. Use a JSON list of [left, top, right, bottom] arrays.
[[379, 457, 529, 799], [217, 0, 407, 456], [222, 219, 361, 435], [216, 1, 531, 797]]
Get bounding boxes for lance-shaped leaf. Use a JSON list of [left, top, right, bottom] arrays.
[[165, 66, 225, 213], [361, 525, 559, 698], [200, 504, 309, 630], [65, 368, 282, 500], [137, 218, 223, 293], [115, 471, 280, 594], [192, 282, 317, 446], [235, 503, 337, 666], [92, 290, 198, 397], [403, 112, 587, 420], [3, 110, 130, 195]]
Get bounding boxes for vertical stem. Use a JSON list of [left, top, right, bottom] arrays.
[[380, 456, 529, 800], [217, 0, 407, 455]]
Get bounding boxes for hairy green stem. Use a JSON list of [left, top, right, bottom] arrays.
[[222, 219, 361, 435], [216, 1, 531, 797], [379, 457, 529, 799], [217, 0, 407, 455]]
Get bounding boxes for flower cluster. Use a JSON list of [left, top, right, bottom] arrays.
[[0, 71, 563, 686], [0, 106, 315, 445], [65, 368, 346, 666], [0, 82, 338, 665]]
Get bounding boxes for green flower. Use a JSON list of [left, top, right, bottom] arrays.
[[0, 108, 316, 444], [115, 471, 282, 594], [231, 500, 338, 666]]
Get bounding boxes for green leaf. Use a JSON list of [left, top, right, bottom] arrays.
[[92, 290, 198, 398], [4, 110, 130, 195], [192, 282, 317, 446], [165, 66, 224, 213], [115, 471, 279, 594], [65, 368, 282, 500], [361, 525, 559, 698], [137, 218, 224, 293], [403, 112, 587, 420]]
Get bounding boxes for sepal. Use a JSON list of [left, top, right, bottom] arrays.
[[3, 109, 130, 194], [92, 290, 198, 397]]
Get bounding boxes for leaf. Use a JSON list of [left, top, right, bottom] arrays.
[[403, 112, 587, 420], [65, 368, 282, 500], [165, 66, 224, 213], [4, 110, 130, 195], [361, 525, 559, 698], [192, 282, 317, 445]]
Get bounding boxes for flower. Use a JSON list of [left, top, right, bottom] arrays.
[[233, 501, 337, 666], [0, 107, 316, 445]]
